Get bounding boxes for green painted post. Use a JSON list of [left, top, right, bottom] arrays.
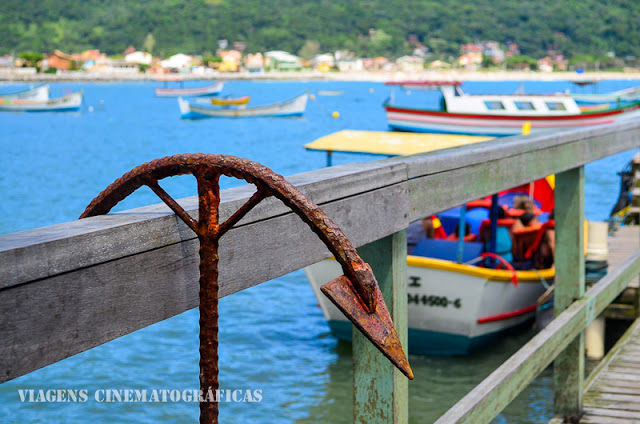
[[353, 231, 409, 424], [553, 166, 585, 421]]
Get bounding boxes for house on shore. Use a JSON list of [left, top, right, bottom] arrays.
[[46, 50, 74, 70]]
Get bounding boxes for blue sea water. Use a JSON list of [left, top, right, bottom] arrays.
[[0, 79, 638, 423]]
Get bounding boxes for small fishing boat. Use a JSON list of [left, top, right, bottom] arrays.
[[304, 130, 554, 355], [569, 81, 640, 107], [0, 91, 83, 112], [178, 92, 308, 119], [155, 79, 224, 97], [210, 96, 250, 106], [384, 81, 640, 136], [0, 84, 50, 101]]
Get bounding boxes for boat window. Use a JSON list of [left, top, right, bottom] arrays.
[[545, 101, 567, 111], [484, 101, 505, 110], [515, 101, 535, 110]]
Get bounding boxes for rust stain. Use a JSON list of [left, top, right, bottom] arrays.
[[80, 153, 413, 423]]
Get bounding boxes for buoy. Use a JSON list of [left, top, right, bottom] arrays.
[[310, 94, 316, 100], [88, 106, 94, 112], [369, 88, 374, 93], [332, 111, 340, 118]]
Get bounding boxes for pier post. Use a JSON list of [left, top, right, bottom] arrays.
[[353, 231, 409, 423], [553, 166, 585, 421]]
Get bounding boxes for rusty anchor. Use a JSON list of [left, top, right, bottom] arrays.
[[80, 153, 413, 423]]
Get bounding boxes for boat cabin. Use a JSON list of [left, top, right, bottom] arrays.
[[387, 81, 583, 116]]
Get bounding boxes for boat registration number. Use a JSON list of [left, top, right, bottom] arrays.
[[408, 293, 461, 309]]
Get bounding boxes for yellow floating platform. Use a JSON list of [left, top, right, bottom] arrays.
[[305, 130, 494, 156]]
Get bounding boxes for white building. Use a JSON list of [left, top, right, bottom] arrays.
[[125, 51, 153, 65], [396, 56, 424, 72], [160, 54, 193, 71], [337, 59, 364, 72]]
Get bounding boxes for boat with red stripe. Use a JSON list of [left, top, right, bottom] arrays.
[[384, 81, 640, 136]]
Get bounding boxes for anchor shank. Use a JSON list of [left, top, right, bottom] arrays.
[[197, 172, 221, 424]]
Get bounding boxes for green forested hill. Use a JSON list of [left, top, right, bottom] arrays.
[[1, 0, 638, 59]]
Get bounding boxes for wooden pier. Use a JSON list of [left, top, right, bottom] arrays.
[[582, 317, 640, 424], [1, 119, 640, 423]]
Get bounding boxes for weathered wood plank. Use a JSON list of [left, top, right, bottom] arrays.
[[0, 183, 410, 383], [582, 318, 640, 424], [554, 166, 585, 419], [405, 120, 640, 219], [591, 384, 640, 395], [403, 120, 640, 179], [581, 416, 640, 424], [607, 226, 640, 290], [0, 161, 408, 290], [584, 407, 640, 420], [607, 365, 640, 375], [353, 231, 408, 424], [583, 398, 640, 412]]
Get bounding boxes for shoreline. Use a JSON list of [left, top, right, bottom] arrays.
[[2, 69, 640, 83]]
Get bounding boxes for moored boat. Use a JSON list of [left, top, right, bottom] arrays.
[[570, 83, 640, 107], [0, 84, 49, 101], [178, 92, 308, 119], [304, 130, 554, 355], [384, 81, 640, 136], [0, 91, 83, 112], [155, 80, 224, 97]]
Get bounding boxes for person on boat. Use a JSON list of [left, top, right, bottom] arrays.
[[513, 195, 535, 214], [407, 217, 446, 254], [536, 210, 555, 269], [512, 210, 539, 232], [446, 222, 475, 241]]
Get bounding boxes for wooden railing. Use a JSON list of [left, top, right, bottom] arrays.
[[2, 119, 640, 422]]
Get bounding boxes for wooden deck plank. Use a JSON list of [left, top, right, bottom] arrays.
[[584, 407, 640, 420], [607, 226, 640, 289], [581, 417, 640, 424], [582, 318, 640, 423], [591, 384, 640, 395]]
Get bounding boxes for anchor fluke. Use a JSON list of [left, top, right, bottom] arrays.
[[321, 275, 414, 380]]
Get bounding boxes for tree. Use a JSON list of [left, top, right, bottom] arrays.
[[18, 51, 43, 67], [367, 29, 393, 57], [143, 33, 155, 54], [298, 40, 320, 60]]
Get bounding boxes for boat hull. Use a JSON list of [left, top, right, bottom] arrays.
[[155, 81, 224, 97], [306, 257, 551, 355], [0, 91, 82, 112], [572, 86, 640, 106], [179, 92, 308, 119], [0, 84, 49, 101], [385, 103, 640, 136]]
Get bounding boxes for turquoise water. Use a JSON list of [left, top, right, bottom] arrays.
[[0, 80, 638, 423]]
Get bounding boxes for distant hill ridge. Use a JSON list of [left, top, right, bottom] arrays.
[[1, 0, 638, 59]]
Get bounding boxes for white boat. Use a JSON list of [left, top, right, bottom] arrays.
[[0, 84, 49, 101], [0, 91, 83, 112], [307, 256, 551, 355], [178, 92, 308, 119], [155, 80, 224, 97], [384, 81, 640, 136], [571, 85, 640, 106], [304, 130, 554, 355]]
